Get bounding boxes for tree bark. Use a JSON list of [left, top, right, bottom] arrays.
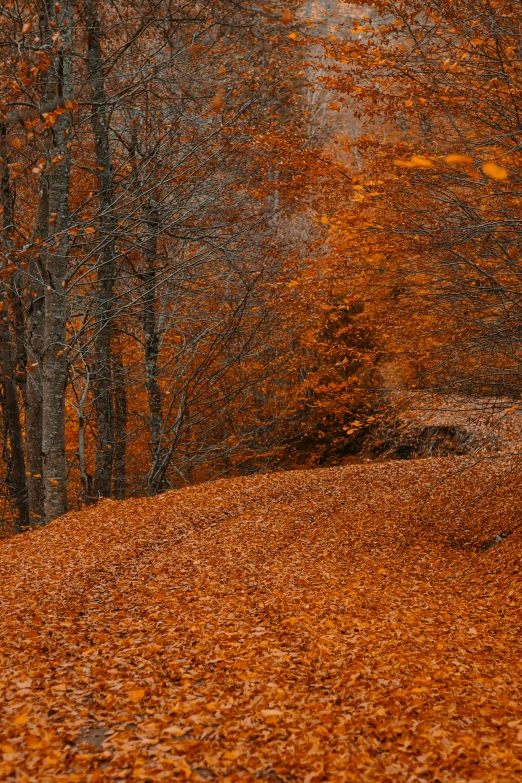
[[112, 349, 127, 499], [41, 0, 73, 522], [0, 128, 29, 532], [143, 206, 164, 495], [25, 0, 54, 525], [85, 0, 116, 499], [7, 272, 26, 401], [25, 176, 48, 524], [0, 296, 30, 533]]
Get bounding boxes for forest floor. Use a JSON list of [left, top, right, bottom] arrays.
[[1, 457, 522, 783]]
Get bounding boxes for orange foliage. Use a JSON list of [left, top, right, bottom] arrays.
[[312, 0, 522, 397], [2, 0, 353, 528], [0, 458, 521, 780]]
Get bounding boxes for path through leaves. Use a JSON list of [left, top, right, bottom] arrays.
[[1, 458, 522, 781]]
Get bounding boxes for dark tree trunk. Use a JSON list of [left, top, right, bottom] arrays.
[[25, 176, 48, 524], [112, 349, 127, 499], [143, 207, 164, 495], [0, 128, 29, 532], [0, 298, 30, 533], [7, 272, 26, 401], [85, 0, 116, 500], [25, 0, 54, 525], [41, 0, 73, 522]]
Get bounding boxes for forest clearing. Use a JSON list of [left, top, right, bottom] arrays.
[[1, 456, 522, 782]]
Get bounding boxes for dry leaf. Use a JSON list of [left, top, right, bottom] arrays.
[[445, 154, 474, 166], [211, 89, 224, 111], [481, 162, 509, 180]]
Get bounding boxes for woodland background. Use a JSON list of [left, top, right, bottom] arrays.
[[1, 0, 521, 532]]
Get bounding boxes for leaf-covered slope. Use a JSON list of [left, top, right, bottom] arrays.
[[1, 458, 521, 782]]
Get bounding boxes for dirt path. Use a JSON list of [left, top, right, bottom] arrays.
[[1, 458, 521, 782]]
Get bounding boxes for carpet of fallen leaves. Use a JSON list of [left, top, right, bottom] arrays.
[[1, 457, 522, 783]]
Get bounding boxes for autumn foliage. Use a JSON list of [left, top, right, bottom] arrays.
[[0, 0, 323, 531], [1, 457, 522, 781], [1, 0, 522, 528], [315, 0, 522, 400], [3, 3, 522, 781]]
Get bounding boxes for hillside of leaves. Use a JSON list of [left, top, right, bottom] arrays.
[[1, 456, 522, 782]]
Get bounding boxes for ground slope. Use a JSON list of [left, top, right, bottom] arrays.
[[1, 458, 522, 783]]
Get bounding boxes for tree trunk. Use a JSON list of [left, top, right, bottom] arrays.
[[143, 207, 164, 495], [0, 128, 29, 532], [7, 273, 26, 401], [112, 349, 127, 499], [75, 361, 94, 503], [25, 0, 54, 525], [41, 0, 73, 523], [85, 0, 116, 500], [26, 175, 48, 524], [0, 297, 30, 533]]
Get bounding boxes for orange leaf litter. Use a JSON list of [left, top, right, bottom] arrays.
[[1, 458, 521, 782]]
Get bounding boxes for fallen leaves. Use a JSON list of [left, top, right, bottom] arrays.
[[0, 458, 522, 781]]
